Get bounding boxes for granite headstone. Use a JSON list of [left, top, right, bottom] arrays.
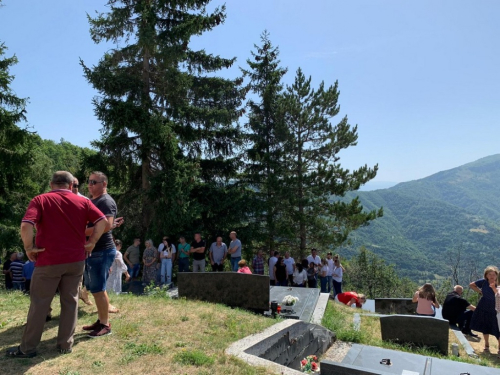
[[374, 298, 416, 315], [177, 272, 270, 311], [380, 315, 449, 354]]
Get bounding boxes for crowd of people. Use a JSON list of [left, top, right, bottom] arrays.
[[4, 170, 499, 359]]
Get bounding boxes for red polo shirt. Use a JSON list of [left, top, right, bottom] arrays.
[[22, 189, 106, 267]]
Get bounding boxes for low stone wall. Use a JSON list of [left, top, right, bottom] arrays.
[[177, 272, 270, 311], [374, 298, 416, 315], [245, 321, 335, 371]]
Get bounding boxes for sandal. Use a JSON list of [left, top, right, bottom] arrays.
[[484, 346, 490, 352], [108, 305, 120, 313], [6, 346, 36, 358]]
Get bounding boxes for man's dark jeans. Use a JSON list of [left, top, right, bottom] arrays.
[[457, 310, 474, 333], [211, 263, 224, 272]]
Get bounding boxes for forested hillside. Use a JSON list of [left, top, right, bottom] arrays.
[[342, 154, 500, 282]]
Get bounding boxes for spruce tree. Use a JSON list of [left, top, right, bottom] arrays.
[[82, 0, 247, 236], [281, 68, 382, 259], [241, 32, 288, 253], [0, 40, 37, 253]]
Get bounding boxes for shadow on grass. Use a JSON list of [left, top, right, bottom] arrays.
[[0, 308, 95, 374]]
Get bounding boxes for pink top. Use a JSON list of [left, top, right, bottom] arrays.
[[414, 291, 434, 315], [237, 266, 252, 274]]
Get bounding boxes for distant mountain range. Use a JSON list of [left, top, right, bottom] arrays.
[[342, 154, 500, 282]]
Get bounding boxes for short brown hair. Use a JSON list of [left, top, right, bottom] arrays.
[[238, 259, 247, 268], [90, 171, 108, 183], [484, 265, 499, 279]]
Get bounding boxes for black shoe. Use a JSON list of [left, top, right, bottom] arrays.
[[46, 315, 52, 322], [6, 346, 36, 358], [56, 346, 72, 355], [462, 330, 479, 337]]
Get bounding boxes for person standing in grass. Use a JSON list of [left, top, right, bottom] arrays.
[[190, 233, 206, 272], [2, 253, 16, 290], [22, 259, 35, 294], [209, 236, 227, 272], [251, 250, 265, 275], [293, 263, 307, 287], [283, 252, 295, 286], [177, 236, 191, 272], [268, 251, 279, 285], [331, 258, 343, 297], [319, 258, 329, 293], [9, 253, 25, 291], [142, 239, 158, 284], [307, 262, 318, 289], [124, 238, 141, 280], [274, 257, 288, 287], [227, 231, 242, 272], [469, 266, 500, 353], [83, 171, 123, 338], [6, 171, 106, 358]]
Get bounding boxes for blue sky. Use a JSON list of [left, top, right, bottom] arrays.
[[1, 0, 499, 187]]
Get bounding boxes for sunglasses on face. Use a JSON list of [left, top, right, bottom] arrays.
[[88, 180, 104, 186], [72, 184, 79, 188]]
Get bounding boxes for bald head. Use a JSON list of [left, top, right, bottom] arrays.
[[454, 285, 463, 295]]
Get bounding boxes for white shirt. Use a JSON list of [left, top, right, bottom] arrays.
[[269, 256, 278, 280], [327, 259, 334, 276], [159, 244, 176, 259], [293, 269, 307, 285], [283, 257, 295, 275], [320, 265, 329, 277], [332, 266, 343, 282], [307, 255, 321, 266]]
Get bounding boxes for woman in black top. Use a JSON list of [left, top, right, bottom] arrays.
[[274, 257, 288, 287]]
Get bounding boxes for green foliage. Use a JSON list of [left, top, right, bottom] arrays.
[[82, 0, 247, 241], [173, 349, 215, 367], [0, 40, 38, 255], [343, 155, 500, 281], [280, 68, 381, 258], [322, 302, 365, 343], [241, 31, 289, 252], [344, 247, 418, 299]]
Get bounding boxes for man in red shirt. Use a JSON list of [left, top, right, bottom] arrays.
[[6, 171, 107, 358]]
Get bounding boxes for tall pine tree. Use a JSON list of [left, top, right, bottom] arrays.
[[0, 39, 37, 254], [82, 0, 247, 237], [281, 68, 382, 259], [241, 32, 288, 253]]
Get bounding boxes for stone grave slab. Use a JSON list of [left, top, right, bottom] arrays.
[[380, 315, 449, 354], [245, 321, 335, 371], [374, 298, 416, 315], [177, 272, 270, 311], [320, 344, 500, 375], [269, 286, 320, 322], [121, 280, 145, 295]]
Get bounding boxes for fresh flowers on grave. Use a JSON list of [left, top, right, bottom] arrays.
[[300, 355, 319, 373], [282, 295, 299, 306]]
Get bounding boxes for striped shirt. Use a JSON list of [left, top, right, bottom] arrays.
[[9, 260, 25, 282]]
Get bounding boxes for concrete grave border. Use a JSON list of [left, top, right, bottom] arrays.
[[226, 320, 308, 375]]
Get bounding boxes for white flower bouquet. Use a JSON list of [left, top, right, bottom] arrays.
[[282, 295, 299, 306]]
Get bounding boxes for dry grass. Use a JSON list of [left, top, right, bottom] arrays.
[[0, 291, 276, 375]]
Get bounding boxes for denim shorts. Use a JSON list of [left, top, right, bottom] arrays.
[[84, 247, 116, 293]]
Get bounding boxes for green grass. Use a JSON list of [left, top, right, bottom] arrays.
[[0, 290, 277, 375]]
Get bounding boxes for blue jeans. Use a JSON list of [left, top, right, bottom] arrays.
[[320, 277, 328, 293], [84, 247, 116, 293], [128, 263, 141, 279], [13, 281, 25, 291], [230, 256, 241, 272], [160, 258, 172, 284], [326, 276, 332, 293], [332, 280, 342, 296], [178, 257, 190, 272]]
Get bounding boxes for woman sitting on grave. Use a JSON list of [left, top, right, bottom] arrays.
[[412, 283, 439, 317], [336, 292, 366, 308], [237, 259, 252, 274]]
